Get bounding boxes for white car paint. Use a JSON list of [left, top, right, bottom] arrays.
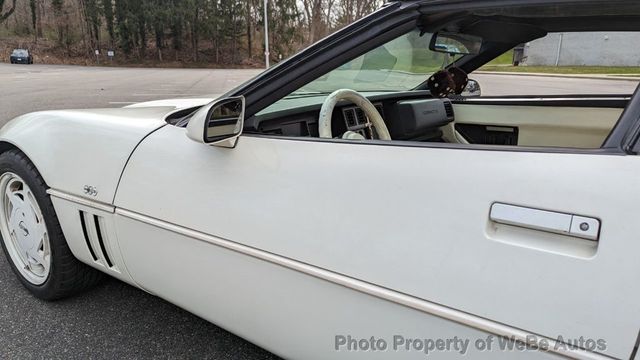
[[108, 125, 640, 359], [0, 97, 636, 359], [0, 107, 172, 203], [112, 210, 563, 360]]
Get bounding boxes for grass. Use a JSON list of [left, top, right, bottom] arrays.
[[481, 49, 640, 75], [486, 50, 514, 66], [479, 65, 640, 75]]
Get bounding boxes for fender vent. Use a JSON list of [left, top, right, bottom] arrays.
[[79, 211, 115, 269], [79, 212, 98, 261]]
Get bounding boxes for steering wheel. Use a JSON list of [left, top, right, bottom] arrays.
[[318, 89, 391, 140]]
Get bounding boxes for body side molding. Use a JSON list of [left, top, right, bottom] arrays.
[[47, 189, 115, 213], [116, 206, 607, 360]]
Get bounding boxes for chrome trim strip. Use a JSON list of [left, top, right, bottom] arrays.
[[116, 207, 607, 360], [46, 189, 115, 213]]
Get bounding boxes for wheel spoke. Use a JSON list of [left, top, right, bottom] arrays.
[[6, 190, 22, 212], [34, 222, 47, 241], [0, 173, 51, 284], [31, 241, 49, 269]]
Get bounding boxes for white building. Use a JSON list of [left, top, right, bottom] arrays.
[[524, 32, 640, 66]]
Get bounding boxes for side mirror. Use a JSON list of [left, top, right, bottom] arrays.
[[187, 96, 245, 148], [461, 79, 481, 97]]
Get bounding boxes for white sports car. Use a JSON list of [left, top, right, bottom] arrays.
[[2, 0, 640, 359]]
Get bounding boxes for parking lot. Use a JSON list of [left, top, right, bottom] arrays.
[[1, 63, 638, 122], [0, 63, 638, 359]]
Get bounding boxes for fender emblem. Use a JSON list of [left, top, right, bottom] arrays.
[[83, 185, 98, 197]]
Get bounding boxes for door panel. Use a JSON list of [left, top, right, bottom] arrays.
[[450, 104, 622, 148], [115, 126, 640, 358], [115, 215, 564, 360]]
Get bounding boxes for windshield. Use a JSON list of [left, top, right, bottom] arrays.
[[12, 50, 27, 57], [290, 30, 458, 96]]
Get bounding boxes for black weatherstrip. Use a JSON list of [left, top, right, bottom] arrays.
[[244, 134, 625, 155], [452, 96, 631, 108], [605, 83, 640, 151]]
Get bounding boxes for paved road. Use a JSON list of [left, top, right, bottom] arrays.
[[0, 63, 638, 359], [473, 72, 639, 96]]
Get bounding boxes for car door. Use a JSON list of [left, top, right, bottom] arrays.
[[112, 97, 640, 359], [447, 96, 630, 148]]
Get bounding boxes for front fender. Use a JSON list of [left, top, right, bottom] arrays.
[[0, 107, 173, 204]]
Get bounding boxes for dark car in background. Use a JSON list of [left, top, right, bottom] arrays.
[[10, 49, 33, 64]]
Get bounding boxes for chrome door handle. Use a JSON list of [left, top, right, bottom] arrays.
[[490, 203, 600, 241]]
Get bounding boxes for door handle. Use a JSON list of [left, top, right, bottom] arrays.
[[490, 203, 600, 241]]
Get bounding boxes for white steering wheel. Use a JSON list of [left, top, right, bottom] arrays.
[[318, 89, 392, 140]]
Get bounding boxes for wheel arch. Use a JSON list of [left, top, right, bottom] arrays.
[[0, 140, 52, 189], [0, 140, 21, 154]]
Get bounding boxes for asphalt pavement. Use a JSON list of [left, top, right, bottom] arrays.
[[1, 63, 638, 122], [0, 62, 638, 359], [0, 63, 263, 123]]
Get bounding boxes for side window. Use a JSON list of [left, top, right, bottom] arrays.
[[254, 28, 639, 151], [477, 32, 640, 96], [451, 31, 640, 149]]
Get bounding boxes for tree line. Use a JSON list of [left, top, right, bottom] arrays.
[[0, 0, 382, 65]]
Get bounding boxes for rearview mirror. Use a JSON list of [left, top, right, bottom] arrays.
[[430, 32, 483, 55], [187, 97, 245, 148]]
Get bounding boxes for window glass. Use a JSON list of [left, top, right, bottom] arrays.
[[479, 32, 640, 96], [293, 30, 457, 94]]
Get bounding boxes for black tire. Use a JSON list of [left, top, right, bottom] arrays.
[[0, 150, 103, 300]]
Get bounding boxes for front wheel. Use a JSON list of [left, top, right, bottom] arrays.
[[0, 150, 102, 300]]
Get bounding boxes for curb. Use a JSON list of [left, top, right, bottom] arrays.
[[475, 71, 640, 82]]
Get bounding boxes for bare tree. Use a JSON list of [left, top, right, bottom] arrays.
[[302, 0, 326, 43], [336, 0, 380, 27], [0, 0, 382, 65], [0, 0, 17, 24]]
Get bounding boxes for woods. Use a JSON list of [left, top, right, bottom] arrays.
[[0, 0, 382, 66]]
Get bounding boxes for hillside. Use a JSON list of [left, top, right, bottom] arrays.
[[0, 0, 382, 67]]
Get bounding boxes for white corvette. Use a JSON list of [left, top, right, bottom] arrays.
[[2, 1, 640, 359]]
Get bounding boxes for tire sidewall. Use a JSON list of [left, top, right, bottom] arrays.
[[0, 152, 62, 298]]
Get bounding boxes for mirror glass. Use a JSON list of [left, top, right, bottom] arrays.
[[431, 33, 483, 55], [462, 79, 482, 97], [206, 98, 243, 143]]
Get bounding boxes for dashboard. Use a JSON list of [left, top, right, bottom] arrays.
[[249, 91, 456, 142]]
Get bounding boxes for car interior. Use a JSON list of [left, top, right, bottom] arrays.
[[245, 90, 629, 149], [168, 3, 639, 150]]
